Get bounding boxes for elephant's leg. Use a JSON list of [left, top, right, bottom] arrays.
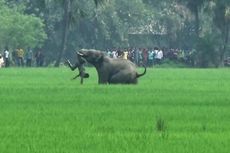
[[98, 74, 109, 84], [109, 71, 136, 84], [96, 69, 109, 84]]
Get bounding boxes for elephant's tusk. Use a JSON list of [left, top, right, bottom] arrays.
[[77, 52, 84, 56]]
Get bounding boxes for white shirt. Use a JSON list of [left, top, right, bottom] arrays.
[[0, 57, 4, 68], [156, 50, 163, 59], [112, 51, 117, 59], [4, 50, 9, 58]]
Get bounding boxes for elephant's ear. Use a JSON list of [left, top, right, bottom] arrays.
[[95, 53, 104, 63]]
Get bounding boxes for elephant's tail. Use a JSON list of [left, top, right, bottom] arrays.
[[136, 66, 146, 78]]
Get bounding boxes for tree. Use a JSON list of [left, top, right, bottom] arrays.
[[0, 0, 47, 49], [213, 0, 230, 66], [196, 33, 220, 67], [142, 0, 193, 48], [186, 0, 206, 37], [39, 0, 149, 64], [53, 0, 107, 67], [9, 0, 228, 67], [54, 0, 71, 67]]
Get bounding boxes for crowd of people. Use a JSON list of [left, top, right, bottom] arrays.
[[0, 46, 196, 68], [106, 47, 195, 67], [106, 47, 164, 67], [0, 47, 45, 68]]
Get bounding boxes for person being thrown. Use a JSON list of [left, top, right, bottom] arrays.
[[65, 52, 89, 84]]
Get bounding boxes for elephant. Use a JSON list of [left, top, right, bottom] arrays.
[[77, 49, 146, 84], [65, 53, 89, 84]]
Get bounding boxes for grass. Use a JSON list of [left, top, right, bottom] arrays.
[[0, 67, 230, 153]]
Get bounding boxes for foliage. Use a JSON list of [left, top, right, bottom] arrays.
[[0, 0, 47, 49], [212, 0, 230, 64], [0, 0, 229, 67], [196, 33, 221, 67], [156, 58, 188, 68]]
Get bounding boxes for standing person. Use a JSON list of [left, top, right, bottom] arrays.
[[12, 49, 17, 66], [148, 48, 155, 67], [35, 50, 45, 67], [0, 54, 4, 68], [142, 48, 148, 66], [112, 48, 118, 59], [3, 47, 10, 67], [154, 47, 159, 65], [39, 51, 44, 66], [123, 48, 129, 60], [156, 48, 163, 64], [26, 47, 33, 67], [134, 47, 139, 65], [117, 49, 123, 58], [35, 50, 41, 67], [138, 48, 143, 66], [106, 48, 112, 58], [17, 48, 24, 67], [128, 48, 135, 62]]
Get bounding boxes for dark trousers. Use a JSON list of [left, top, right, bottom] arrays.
[[26, 59, 32, 67], [5, 58, 10, 67]]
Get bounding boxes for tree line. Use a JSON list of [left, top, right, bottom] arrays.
[[0, 0, 229, 67]]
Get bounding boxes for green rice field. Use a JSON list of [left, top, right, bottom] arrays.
[[0, 67, 230, 153]]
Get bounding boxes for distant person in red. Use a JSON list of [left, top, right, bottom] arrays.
[[142, 48, 148, 66]]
